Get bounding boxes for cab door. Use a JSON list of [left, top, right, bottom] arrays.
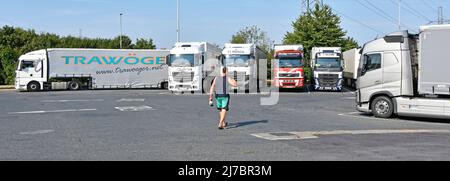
[[357, 53, 383, 102], [17, 59, 44, 83]]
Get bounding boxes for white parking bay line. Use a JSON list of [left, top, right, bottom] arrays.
[[8, 109, 97, 115], [115, 106, 155, 112], [252, 129, 450, 141], [338, 112, 390, 121], [20, 130, 55, 135], [41, 99, 104, 103], [116, 98, 146, 102]]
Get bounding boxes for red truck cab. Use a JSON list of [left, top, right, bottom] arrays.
[[273, 45, 305, 89]]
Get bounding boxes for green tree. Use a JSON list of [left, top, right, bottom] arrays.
[[0, 47, 19, 85], [230, 25, 274, 79], [0, 59, 4, 84], [134, 38, 156, 49], [284, 4, 359, 66], [230, 25, 272, 52]]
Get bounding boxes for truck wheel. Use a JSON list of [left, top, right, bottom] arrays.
[[27, 82, 41, 92], [68, 81, 82, 90], [371, 96, 394, 118]]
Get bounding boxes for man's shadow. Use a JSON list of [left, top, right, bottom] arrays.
[[226, 120, 269, 129]]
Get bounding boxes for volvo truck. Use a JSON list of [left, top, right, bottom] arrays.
[[357, 25, 450, 119], [311, 47, 344, 91], [221, 43, 267, 92], [273, 45, 305, 89], [343, 48, 361, 89], [168, 42, 221, 93], [15, 49, 170, 92]]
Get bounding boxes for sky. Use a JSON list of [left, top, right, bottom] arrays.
[[1, 0, 449, 49]]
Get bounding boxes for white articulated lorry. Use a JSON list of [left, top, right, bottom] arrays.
[[221, 43, 267, 92], [357, 25, 450, 119], [15, 48, 170, 92], [343, 48, 361, 89], [168, 42, 221, 93], [311, 47, 344, 91]]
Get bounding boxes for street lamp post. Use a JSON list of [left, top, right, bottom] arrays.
[[398, 0, 401, 30], [120, 13, 123, 49], [177, 0, 180, 42]]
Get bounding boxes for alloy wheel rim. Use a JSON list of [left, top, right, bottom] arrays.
[[375, 100, 389, 115]]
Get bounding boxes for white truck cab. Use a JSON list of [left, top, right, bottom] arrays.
[[15, 50, 48, 91], [357, 25, 450, 119], [311, 47, 344, 91], [221, 43, 266, 92], [168, 42, 221, 92]]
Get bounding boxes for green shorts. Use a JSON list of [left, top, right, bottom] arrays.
[[216, 95, 230, 111]]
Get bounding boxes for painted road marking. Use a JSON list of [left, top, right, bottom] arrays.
[[8, 109, 97, 115], [116, 98, 146, 102], [20, 130, 55, 135], [337, 112, 391, 121], [41, 99, 104, 103], [251, 129, 450, 141], [114, 106, 155, 112]]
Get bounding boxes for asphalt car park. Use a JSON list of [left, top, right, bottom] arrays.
[[0, 88, 450, 161]]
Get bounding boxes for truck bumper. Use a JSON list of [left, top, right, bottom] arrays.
[[169, 83, 200, 92], [314, 78, 343, 91], [274, 78, 304, 89], [15, 83, 27, 91], [356, 102, 370, 113]]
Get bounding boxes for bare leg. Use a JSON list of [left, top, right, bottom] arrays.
[[220, 109, 227, 127]]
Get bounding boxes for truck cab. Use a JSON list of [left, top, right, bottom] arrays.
[[221, 43, 263, 92], [273, 45, 305, 89], [15, 50, 48, 91], [311, 47, 344, 91], [168, 42, 221, 92], [357, 25, 450, 119]]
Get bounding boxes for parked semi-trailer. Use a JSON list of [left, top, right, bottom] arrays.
[[311, 47, 344, 91], [168, 42, 221, 93], [221, 43, 267, 92], [272, 45, 305, 89], [343, 48, 361, 89], [357, 25, 450, 119], [15, 48, 170, 92]]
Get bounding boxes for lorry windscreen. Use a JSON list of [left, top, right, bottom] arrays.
[[170, 54, 195, 67], [278, 58, 303, 68], [224, 55, 251, 67], [315, 58, 341, 69]]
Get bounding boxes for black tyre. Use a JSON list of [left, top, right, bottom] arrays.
[[27, 82, 41, 92], [68, 80, 82, 90], [371, 96, 394, 118]]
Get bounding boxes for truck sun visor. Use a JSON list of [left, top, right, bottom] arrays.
[[383, 35, 404, 43]]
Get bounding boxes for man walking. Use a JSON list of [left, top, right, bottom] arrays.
[[209, 67, 238, 129]]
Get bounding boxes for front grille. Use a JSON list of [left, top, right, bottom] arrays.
[[279, 73, 300, 78], [318, 74, 339, 87], [172, 72, 194, 83]]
